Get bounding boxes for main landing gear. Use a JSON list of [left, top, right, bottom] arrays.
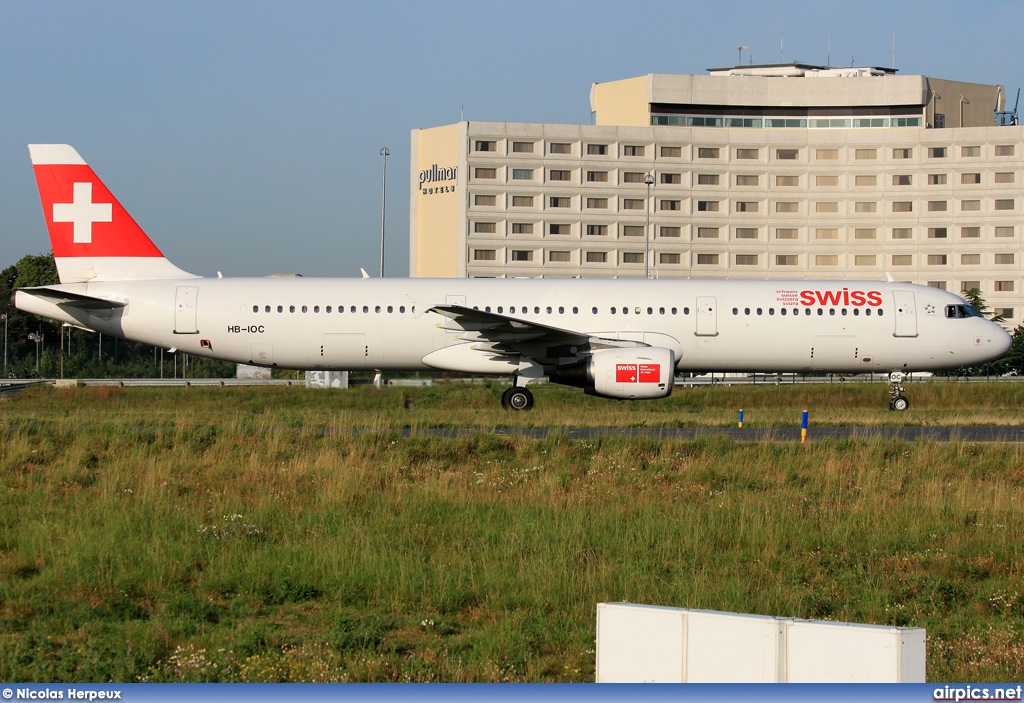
[[888, 371, 910, 411], [501, 385, 534, 411]]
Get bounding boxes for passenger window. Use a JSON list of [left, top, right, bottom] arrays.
[[592, 307, 598, 314], [733, 308, 739, 315], [497, 306, 503, 313], [817, 309, 823, 316], [829, 309, 836, 316], [387, 305, 393, 313], [781, 308, 787, 316], [572, 307, 578, 314], [314, 305, 320, 313], [289, 305, 296, 313], [400, 306, 406, 313], [757, 308, 763, 315], [362, 306, 368, 313], [660, 307, 665, 314], [375, 306, 381, 313], [302, 305, 308, 313], [745, 308, 750, 315], [559, 307, 565, 314], [252, 305, 258, 313], [878, 309, 884, 316]]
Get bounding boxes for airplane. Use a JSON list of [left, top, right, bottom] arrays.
[[13, 144, 1012, 411]]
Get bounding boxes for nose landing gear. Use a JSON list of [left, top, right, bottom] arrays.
[[888, 371, 909, 411]]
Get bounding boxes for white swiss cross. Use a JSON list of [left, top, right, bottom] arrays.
[[52, 182, 112, 244]]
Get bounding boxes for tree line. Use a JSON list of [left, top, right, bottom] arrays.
[[2, 252, 1022, 380]]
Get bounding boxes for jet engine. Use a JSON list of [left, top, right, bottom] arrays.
[[550, 347, 675, 400]]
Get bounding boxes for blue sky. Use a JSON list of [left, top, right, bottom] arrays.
[[2, 0, 1022, 278]]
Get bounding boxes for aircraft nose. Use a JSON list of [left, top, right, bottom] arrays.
[[994, 324, 1013, 356]]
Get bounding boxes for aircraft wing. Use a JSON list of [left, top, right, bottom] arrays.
[[18, 286, 127, 310], [428, 304, 645, 351]]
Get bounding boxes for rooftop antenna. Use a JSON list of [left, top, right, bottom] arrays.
[[780, 38, 784, 63], [460, 104, 464, 121], [735, 45, 748, 66], [892, 33, 895, 70], [826, 35, 831, 67]]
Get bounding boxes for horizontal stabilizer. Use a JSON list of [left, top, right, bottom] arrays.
[[20, 286, 127, 310]]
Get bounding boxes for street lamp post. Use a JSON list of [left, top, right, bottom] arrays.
[[644, 172, 655, 279], [28, 332, 41, 377], [379, 147, 389, 278], [1, 313, 7, 377]]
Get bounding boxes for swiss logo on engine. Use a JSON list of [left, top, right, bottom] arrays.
[[616, 363, 660, 383]]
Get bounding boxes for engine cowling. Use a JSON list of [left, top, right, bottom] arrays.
[[552, 347, 675, 399]]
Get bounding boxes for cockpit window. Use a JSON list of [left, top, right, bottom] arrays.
[[946, 304, 981, 319]]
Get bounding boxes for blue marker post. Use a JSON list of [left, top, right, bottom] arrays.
[[801, 410, 809, 443], [738, 408, 744, 428]]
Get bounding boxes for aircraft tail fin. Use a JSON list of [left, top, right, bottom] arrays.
[[28, 144, 198, 283]]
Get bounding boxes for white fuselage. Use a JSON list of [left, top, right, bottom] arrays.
[[15, 277, 1011, 375]]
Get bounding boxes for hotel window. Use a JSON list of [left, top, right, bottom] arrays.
[[996, 226, 1015, 237], [473, 249, 496, 261], [892, 228, 912, 239], [961, 280, 981, 291], [893, 175, 912, 186], [816, 202, 839, 213], [735, 148, 759, 159], [622, 225, 644, 237], [548, 250, 571, 262], [961, 200, 980, 211], [962, 173, 981, 184], [995, 308, 1015, 319], [961, 145, 981, 157], [623, 172, 646, 183], [512, 141, 534, 153], [735, 201, 758, 213], [855, 175, 877, 186], [816, 175, 839, 187], [511, 250, 533, 262], [697, 253, 720, 265], [855, 255, 877, 266], [698, 147, 720, 158], [995, 172, 1015, 183], [512, 168, 534, 180], [474, 222, 496, 234], [776, 148, 799, 160], [474, 167, 496, 179], [586, 224, 607, 236], [961, 254, 981, 265], [474, 140, 496, 152], [549, 196, 570, 208], [892, 201, 913, 213], [549, 142, 571, 155], [549, 224, 571, 235], [659, 252, 681, 264], [776, 254, 798, 265], [660, 199, 681, 211], [815, 148, 838, 160], [775, 201, 798, 213], [928, 147, 947, 158], [622, 198, 644, 210], [855, 202, 877, 213], [661, 172, 682, 184], [892, 148, 913, 159], [697, 174, 720, 185], [928, 228, 948, 239], [735, 254, 759, 265], [815, 255, 839, 266], [697, 227, 720, 238], [855, 228, 877, 239], [622, 252, 644, 264], [960, 227, 981, 238], [927, 201, 948, 212], [776, 175, 799, 186], [735, 227, 758, 239], [586, 198, 608, 209], [928, 173, 947, 185], [995, 281, 1016, 292], [549, 169, 571, 181], [586, 171, 608, 182], [775, 228, 798, 239], [892, 255, 913, 265], [660, 146, 682, 157], [995, 253, 1015, 264], [585, 251, 607, 263], [659, 226, 681, 238], [927, 254, 948, 265], [512, 223, 533, 234], [815, 228, 838, 239], [855, 148, 877, 160], [474, 194, 496, 206], [995, 199, 1015, 210], [587, 144, 608, 155], [623, 145, 646, 157], [697, 200, 720, 212], [928, 281, 947, 290], [511, 195, 534, 207], [996, 145, 1016, 156]]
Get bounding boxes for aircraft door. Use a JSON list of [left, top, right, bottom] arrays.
[[695, 296, 718, 337], [892, 291, 918, 337], [174, 286, 199, 334]]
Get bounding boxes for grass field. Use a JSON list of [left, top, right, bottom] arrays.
[[1, 382, 1023, 682]]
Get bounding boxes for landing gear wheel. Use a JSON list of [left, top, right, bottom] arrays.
[[889, 395, 910, 412], [501, 386, 534, 411]]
